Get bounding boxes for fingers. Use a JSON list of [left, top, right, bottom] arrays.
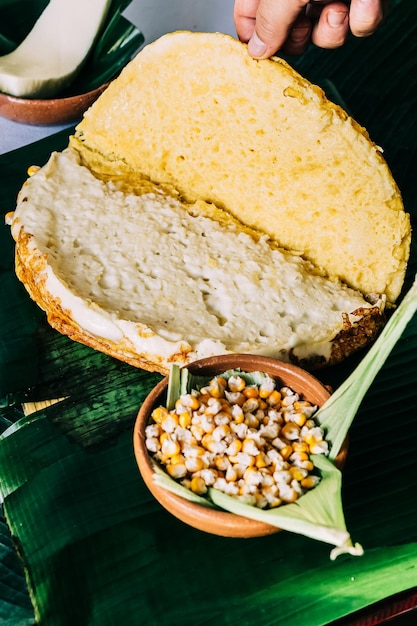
[[234, 0, 311, 59], [310, 2, 350, 48], [349, 0, 384, 37], [281, 14, 312, 56], [233, 0, 386, 58]]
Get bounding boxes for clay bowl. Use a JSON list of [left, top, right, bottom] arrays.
[[0, 82, 109, 126], [133, 354, 348, 538]]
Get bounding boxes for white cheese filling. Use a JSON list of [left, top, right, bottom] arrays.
[[12, 149, 381, 364]]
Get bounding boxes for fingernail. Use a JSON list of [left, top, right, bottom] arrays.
[[327, 10, 348, 27], [248, 32, 268, 57]]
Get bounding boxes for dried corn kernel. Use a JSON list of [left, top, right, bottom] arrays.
[[145, 372, 329, 509]]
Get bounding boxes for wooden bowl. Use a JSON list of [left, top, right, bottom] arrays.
[[0, 82, 109, 126], [133, 354, 348, 538]]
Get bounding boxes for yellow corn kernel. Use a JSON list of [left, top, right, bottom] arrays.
[[190, 476, 207, 495], [161, 413, 179, 433], [166, 463, 187, 479], [190, 425, 205, 441], [243, 466, 261, 484], [219, 402, 233, 415], [208, 379, 226, 398], [27, 164, 41, 176], [281, 422, 301, 441], [267, 390, 282, 406], [185, 394, 201, 410], [198, 392, 211, 405], [279, 444, 293, 460], [151, 406, 170, 423], [225, 465, 238, 482], [243, 386, 259, 399], [290, 451, 309, 464], [160, 432, 170, 445], [232, 406, 245, 424], [301, 475, 321, 489], [226, 439, 242, 456], [309, 440, 329, 455], [212, 423, 230, 441], [255, 451, 269, 468], [214, 411, 231, 426], [258, 376, 276, 395], [281, 395, 296, 408], [259, 388, 271, 400], [214, 456, 230, 472], [289, 466, 308, 481], [185, 456, 205, 473], [161, 438, 181, 457], [227, 375, 246, 392], [244, 414, 259, 428], [170, 453, 186, 465], [215, 377, 228, 388], [290, 412, 307, 427], [201, 434, 224, 453], [293, 400, 313, 411], [183, 444, 206, 458], [297, 460, 314, 472], [242, 438, 259, 456], [204, 398, 222, 416], [179, 412, 192, 428], [291, 441, 309, 454], [278, 484, 299, 503]]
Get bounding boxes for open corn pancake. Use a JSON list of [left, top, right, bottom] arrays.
[[11, 149, 385, 374], [73, 31, 410, 304], [9, 32, 411, 373]]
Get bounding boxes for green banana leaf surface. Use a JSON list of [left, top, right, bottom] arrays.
[[0, 1, 417, 625]]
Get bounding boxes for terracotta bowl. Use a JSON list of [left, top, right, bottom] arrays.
[[0, 82, 109, 126], [133, 354, 348, 538]]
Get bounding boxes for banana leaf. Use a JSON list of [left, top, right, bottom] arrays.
[[1, 1, 417, 625]]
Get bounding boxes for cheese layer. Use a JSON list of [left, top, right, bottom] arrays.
[[12, 149, 382, 365]]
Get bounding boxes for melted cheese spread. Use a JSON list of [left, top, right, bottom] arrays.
[[12, 149, 382, 366]]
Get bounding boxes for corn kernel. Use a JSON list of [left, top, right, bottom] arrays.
[[289, 466, 309, 481], [214, 456, 230, 471], [291, 441, 309, 453], [231, 405, 245, 423], [179, 412, 192, 428], [255, 452, 269, 468], [225, 439, 242, 456], [185, 456, 205, 473], [243, 386, 259, 399], [190, 476, 207, 495], [227, 375, 246, 392], [161, 413, 179, 433], [242, 438, 259, 456], [181, 393, 201, 410], [161, 438, 181, 457], [289, 412, 307, 427], [301, 475, 321, 489], [170, 453, 186, 465], [267, 390, 282, 406], [151, 406, 170, 423], [166, 463, 187, 479], [208, 378, 226, 398], [281, 422, 301, 441], [27, 165, 41, 176], [278, 444, 293, 460]]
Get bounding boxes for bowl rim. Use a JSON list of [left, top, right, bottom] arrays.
[[133, 354, 347, 538]]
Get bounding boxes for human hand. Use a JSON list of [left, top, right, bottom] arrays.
[[234, 0, 386, 57]]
